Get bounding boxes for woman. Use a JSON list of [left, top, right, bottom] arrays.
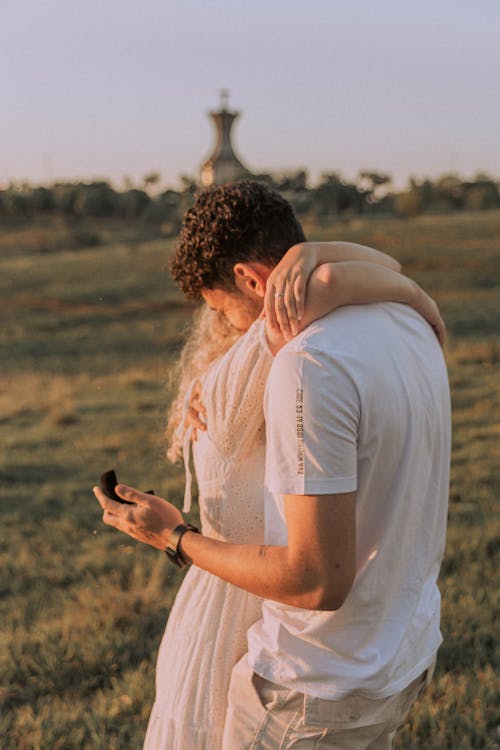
[[142, 240, 444, 749]]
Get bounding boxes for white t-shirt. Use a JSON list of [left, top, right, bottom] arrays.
[[247, 302, 451, 700]]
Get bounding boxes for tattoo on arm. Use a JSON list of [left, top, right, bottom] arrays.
[[258, 545, 271, 559]]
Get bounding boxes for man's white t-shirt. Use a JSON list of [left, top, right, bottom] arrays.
[[247, 302, 451, 700]]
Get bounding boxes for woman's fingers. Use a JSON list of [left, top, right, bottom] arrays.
[[190, 395, 207, 417], [274, 287, 292, 340], [190, 380, 206, 415], [294, 275, 306, 325], [276, 278, 305, 338], [186, 406, 206, 431], [264, 282, 280, 332], [284, 282, 299, 338], [416, 289, 446, 348], [435, 317, 446, 347], [185, 379, 207, 437], [266, 270, 308, 338]]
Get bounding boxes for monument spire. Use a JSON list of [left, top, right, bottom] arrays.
[[201, 91, 251, 186]]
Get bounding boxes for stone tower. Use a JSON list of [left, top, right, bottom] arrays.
[[200, 91, 251, 186]]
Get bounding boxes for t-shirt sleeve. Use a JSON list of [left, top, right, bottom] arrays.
[[264, 346, 359, 495]]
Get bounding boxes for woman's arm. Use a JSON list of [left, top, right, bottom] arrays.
[[265, 261, 445, 355], [264, 242, 401, 336], [264, 241, 401, 336], [294, 241, 401, 272]]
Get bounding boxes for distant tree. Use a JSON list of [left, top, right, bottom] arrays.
[[118, 189, 151, 219], [0, 188, 33, 216], [265, 170, 312, 216], [160, 189, 183, 208], [178, 174, 197, 193], [252, 172, 275, 185], [52, 184, 79, 215], [143, 172, 161, 194], [313, 173, 364, 218], [463, 179, 500, 210], [313, 172, 343, 217], [286, 189, 314, 217], [273, 170, 309, 192], [73, 182, 116, 217], [358, 171, 392, 203], [2, 170, 497, 223], [437, 174, 464, 209], [392, 173, 500, 216], [392, 187, 424, 218], [31, 186, 53, 212], [141, 189, 183, 229]]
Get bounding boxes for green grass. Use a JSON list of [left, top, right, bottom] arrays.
[[1, 211, 499, 748]]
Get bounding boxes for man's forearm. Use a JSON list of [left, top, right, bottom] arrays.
[[180, 533, 340, 610], [94, 485, 356, 612]]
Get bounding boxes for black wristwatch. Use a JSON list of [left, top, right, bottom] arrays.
[[165, 523, 200, 568]]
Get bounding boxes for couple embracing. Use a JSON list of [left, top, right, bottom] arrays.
[[94, 180, 450, 749]]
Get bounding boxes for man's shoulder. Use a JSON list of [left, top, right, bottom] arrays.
[[290, 303, 434, 350], [273, 302, 442, 379], [268, 307, 365, 383], [278, 304, 382, 355]]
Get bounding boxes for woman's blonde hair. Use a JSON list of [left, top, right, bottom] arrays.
[[165, 304, 241, 462]]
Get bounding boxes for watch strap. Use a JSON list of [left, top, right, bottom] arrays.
[[165, 523, 200, 568]]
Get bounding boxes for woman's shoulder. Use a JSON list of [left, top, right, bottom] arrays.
[[198, 317, 272, 449], [202, 318, 271, 386]]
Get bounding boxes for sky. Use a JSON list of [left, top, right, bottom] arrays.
[[2, 0, 500, 189]]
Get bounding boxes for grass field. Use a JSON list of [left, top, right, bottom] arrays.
[[1, 211, 499, 749]]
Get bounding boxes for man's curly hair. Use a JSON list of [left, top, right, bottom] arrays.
[[170, 180, 306, 299]]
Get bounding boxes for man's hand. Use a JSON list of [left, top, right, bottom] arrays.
[[93, 484, 183, 550]]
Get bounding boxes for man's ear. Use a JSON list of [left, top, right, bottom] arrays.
[[233, 262, 267, 299]]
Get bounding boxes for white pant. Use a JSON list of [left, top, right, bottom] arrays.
[[222, 654, 434, 750]]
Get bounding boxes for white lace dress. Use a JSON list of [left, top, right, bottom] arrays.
[[143, 319, 272, 750]]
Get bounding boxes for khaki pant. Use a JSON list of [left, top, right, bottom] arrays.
[[222, 654, 434, 750]]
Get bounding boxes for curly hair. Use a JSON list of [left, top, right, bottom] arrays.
[[170, 180, 306, 299]]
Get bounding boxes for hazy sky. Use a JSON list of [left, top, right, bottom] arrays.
[[2, 0, 499, 189]]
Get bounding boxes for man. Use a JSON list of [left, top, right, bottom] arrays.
[[95, 180, 451, 748]]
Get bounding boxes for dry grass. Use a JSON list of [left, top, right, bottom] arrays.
[[1, 211, 499, 748]]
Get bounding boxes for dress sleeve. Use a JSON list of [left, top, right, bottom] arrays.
[[201, 319, 273, 461]]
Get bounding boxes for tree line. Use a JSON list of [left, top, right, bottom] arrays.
[[1, 171, 498, 230]]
